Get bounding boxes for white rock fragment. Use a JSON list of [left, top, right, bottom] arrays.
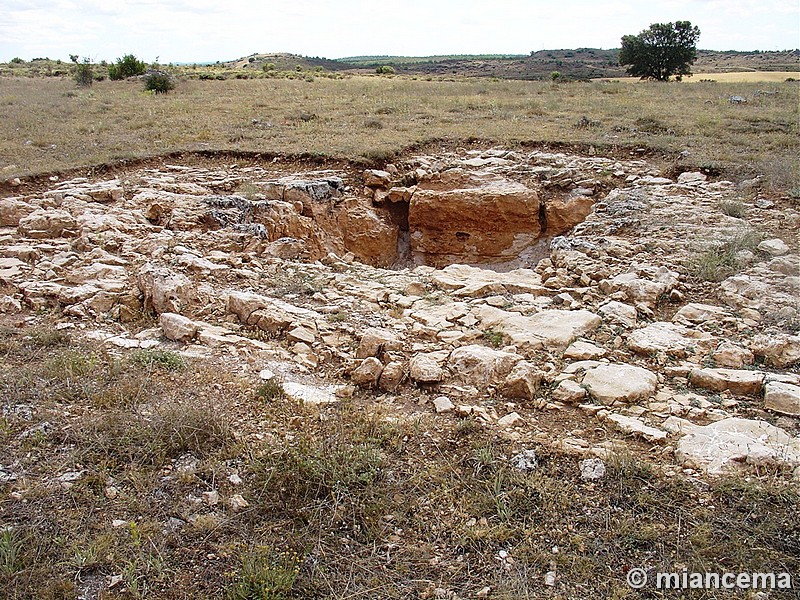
[[433, 396, 455, 414], [497, 412, 524, 428], [511, 449, 538, 471], [757, 238, 789, 257], [605, 413, 668, 442], [579, 458, 606, 480]]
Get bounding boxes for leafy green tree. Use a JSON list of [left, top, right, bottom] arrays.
[[619, 21, 701, 81], [108, 54, 147, 80]]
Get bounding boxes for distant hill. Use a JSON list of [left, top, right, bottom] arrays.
[[219, 52, 353, 72], [214, 49, 800, 80], [333, 49, 800, 80]]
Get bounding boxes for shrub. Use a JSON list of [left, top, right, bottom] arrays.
[[73, 58, 94, 88], [130, 348, 184, 370], [144, 70, 175, 94], [10, 57, 23, 64], [719, 199, 747, 218], [108, 54, 147, 80], [375, 65, 395, 75], [262, 62, 276, 72]]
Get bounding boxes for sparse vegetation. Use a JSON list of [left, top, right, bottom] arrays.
[[688, 229, 763, 281], [0, 76, 796, 192]]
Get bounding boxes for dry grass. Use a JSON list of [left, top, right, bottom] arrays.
[[0, 76, 797, 192], [1, 320, 798, 598]]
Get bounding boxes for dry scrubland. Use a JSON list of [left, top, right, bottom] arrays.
[[1, 76, 798, 194], [0, 74, 799, 600]]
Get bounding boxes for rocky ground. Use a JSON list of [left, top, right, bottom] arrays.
[[1, 147, 799, 597]]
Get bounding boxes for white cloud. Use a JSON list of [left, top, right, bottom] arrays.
[[1, 0, 797, 62]]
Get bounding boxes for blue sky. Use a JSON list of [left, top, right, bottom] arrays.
[[1, 0, 797, 63]]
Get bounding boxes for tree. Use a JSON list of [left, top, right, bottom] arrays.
[[619, 21, 701, 81]]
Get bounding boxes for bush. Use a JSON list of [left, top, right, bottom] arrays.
[[144, 70, 175, 94], [108, 54, 147, 80], [375, 65, 395, 75], [10, 57, 23, 64], [73, 58, 93, 88]]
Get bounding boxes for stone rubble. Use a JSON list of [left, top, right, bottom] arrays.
[[1, 147, 798, 478]]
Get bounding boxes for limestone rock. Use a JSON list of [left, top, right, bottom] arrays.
[[599, 267, 678, 308], [410, 352, 447, 383], [677, 172, 707, 185], [0, 198, 38, 227], [579, 458, 606, 480], [606, 413, 668, 442], [689, 368, 764, 396], [227, 291, 318, 334], [511, 449, 538, 471], [473, 306, 601, 351], [430, 263, 545, 297], [159, 312, 198, 342], [500, 360, 542, 400], [448, 344, 523, 385], [137, 264, 192, 314], [282, 381, 342, 405], [598, 301, 637, 328], [378, 361, 405, 392], [672, 303, 729, 325], [627, 322, 715, 358], [564, 340, 606, 360], [287, 325, 316, 344], [433, 396, 455, 413], [676, 417, 800, 475], [17, 209, 78, 238], [337, 202, 398, 267], [363, 169, 392, 188], [750, 334, 800, 368], [764, 381, 800, 416], [712, 342, 754, 369], [357, 327, 402, 359], [582, 363, 658, 404], [497, 412, 524, 428], [757, 238, 789, 257], [544, 193, 595, 235], [351, 357, 384, 388], [409, 177, 541, 266], [552, 379, 586, 403]]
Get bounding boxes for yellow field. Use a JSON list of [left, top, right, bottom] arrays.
[[595, 71, 799, 83], [691, 71, 799, 82]]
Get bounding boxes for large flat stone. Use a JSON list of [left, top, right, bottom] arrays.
[[676, 417, 800, 475], [689, 368, 764, 396], [473, 306, 601, 351], [582, 363, 658, 405]]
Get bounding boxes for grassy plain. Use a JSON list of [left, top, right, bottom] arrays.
[[1, 75, 798, 193]]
